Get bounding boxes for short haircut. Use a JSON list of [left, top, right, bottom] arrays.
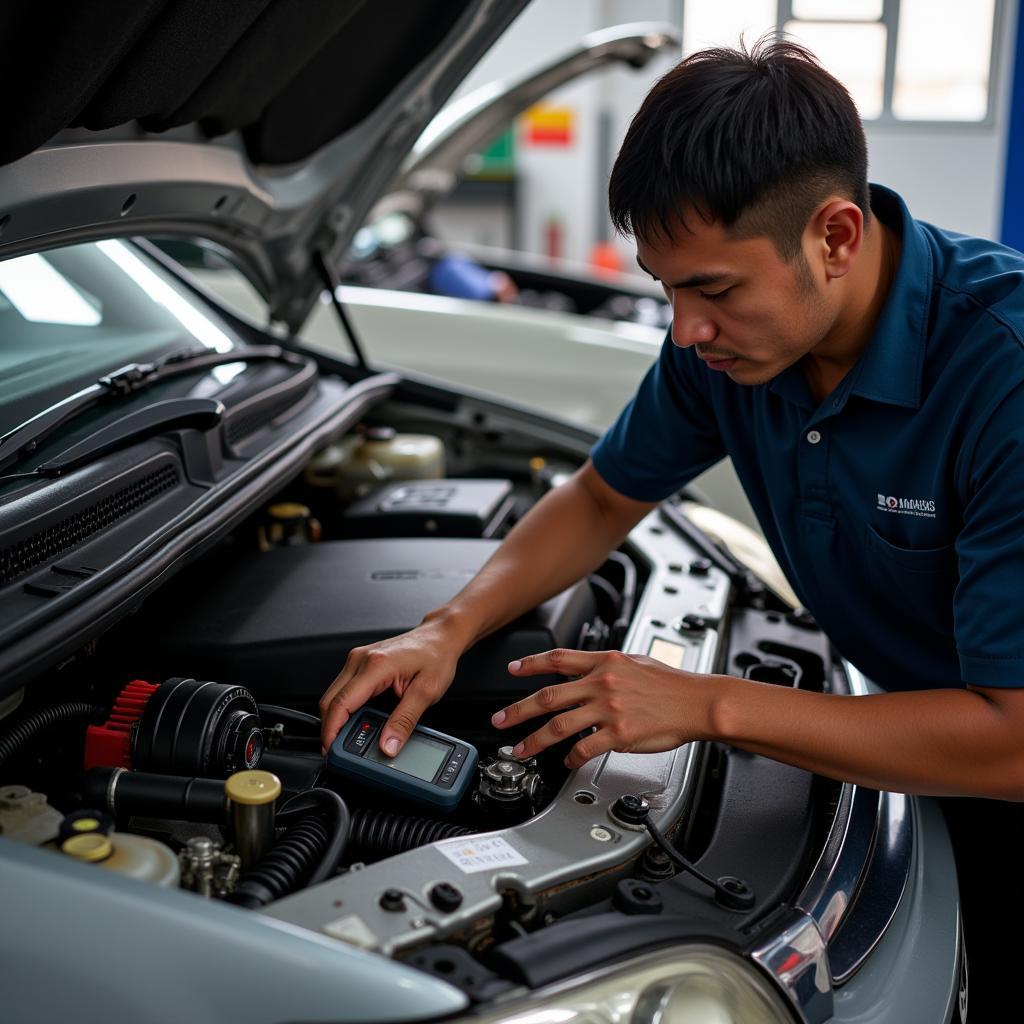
[[608, 37, 870, 260]]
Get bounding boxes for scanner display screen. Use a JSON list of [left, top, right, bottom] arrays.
[[365, 732, 452, 782]]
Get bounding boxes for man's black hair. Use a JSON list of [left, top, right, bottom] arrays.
[[608, 37, 870, 260]]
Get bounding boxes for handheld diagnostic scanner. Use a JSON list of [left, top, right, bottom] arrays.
[[326, 707, 478, 812]]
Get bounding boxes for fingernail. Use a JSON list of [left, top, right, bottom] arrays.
[[508, 660, 522, 672], [384, 737, 399, 756], [512, 742, 524, 755], [491, 710, 506, 726], [321, 745, 327, 757]]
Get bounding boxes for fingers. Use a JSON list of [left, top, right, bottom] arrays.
[[565, 727, 617, 769], [378, 681, 438, 757], [505, 706, 596, 760], [508, 648, 600, 679], [491, 678, 590, 730], [318, 649, 392, 752]]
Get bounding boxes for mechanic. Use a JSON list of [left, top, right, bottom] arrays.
[[321, 41, 1024, 1017]]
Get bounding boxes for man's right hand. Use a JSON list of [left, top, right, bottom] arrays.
[[319, 620, 463, 756]]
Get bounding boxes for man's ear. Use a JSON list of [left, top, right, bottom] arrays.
[[806, 200, 864, 281]]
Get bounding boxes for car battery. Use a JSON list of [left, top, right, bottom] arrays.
[[339, 479, 517, 538]]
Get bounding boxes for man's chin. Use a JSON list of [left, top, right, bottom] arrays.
[[725, 362, 776, 386]]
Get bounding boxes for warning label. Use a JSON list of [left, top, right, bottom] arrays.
[[436, 835, 528, 874]]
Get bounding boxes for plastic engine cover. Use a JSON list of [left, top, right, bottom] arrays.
[[140, 539, 596, 707]]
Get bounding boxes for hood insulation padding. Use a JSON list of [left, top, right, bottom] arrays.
[[0, 0, 473, 168]]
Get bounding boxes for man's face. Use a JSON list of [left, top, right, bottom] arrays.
[[636, 216, 835, 386]]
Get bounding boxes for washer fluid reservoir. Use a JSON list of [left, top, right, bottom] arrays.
[[306, 427, 445, 499]]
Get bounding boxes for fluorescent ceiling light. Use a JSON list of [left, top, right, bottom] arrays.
[[0, 254, 102, 326]]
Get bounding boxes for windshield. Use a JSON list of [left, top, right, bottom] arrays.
[[0, 240, 241, 435]]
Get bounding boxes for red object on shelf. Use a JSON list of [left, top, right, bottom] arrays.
[[589, 241, 623, 276], [84, 679, 160, 770]]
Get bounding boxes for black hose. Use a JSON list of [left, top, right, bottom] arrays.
[[276, 788, 349, 885], [230, 815, 330, 909], [0, 702, 96, 771], [229, 787, 350, 908], [347, 807, 475, 863], [606, 550, 638, 623], [587, 573, 622, 615]]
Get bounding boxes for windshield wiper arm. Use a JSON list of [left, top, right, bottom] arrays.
[[0, 344, 297, 475], [33, 398, 224, 477]]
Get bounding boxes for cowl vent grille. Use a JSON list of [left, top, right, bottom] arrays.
[[0, 465, 180, 586]]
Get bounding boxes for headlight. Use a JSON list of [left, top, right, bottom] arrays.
[[472, 945, 796, 1024]]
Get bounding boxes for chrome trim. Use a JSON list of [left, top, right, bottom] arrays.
[[750, 909, 833, 1024], [827, 792, 913, 983], [797, 782, 878, 943], [790, 662, 913, 988], [752, 660, 915, 1021]]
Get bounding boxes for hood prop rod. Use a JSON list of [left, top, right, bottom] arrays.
[[314, 249, 369, 371]]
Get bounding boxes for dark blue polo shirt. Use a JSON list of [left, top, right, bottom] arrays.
[[592, 185, 1024, 692]]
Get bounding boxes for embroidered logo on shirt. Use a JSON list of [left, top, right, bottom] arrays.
[[877, 493, 937, 518]]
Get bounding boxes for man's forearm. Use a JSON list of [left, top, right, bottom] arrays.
[[711, 676, 1024, 800], [425, 466, 653, 650]]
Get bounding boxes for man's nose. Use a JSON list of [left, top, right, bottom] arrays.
[[671, 307, 717, 349]]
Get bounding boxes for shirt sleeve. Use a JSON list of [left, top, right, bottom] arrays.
[[956, 384, 1024, 686], [590, 331, 727, 502]]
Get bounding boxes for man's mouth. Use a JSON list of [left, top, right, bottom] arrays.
[[697, 349, 740, 371]]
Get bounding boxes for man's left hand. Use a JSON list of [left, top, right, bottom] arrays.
[[490, 648, 719, 768]]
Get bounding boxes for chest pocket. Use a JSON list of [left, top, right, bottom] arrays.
[[864, 525, 958, 633]]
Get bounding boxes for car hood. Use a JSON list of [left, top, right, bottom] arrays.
[[375, 23, 679, 224], [0, 0, 526, 330]]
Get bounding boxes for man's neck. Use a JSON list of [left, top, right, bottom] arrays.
[[804, 218, 901, 406]]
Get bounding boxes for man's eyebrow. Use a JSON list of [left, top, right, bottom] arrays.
[[634, 256, 730, 289]]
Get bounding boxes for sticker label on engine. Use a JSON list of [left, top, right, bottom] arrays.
[[436, 835, 528, 873]]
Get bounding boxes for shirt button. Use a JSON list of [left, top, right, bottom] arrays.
[[806, 429, 822, 445]]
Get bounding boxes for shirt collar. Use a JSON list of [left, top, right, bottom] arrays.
[[845, 184, 932, 410]]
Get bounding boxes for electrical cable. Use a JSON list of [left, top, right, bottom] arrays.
[[0, 701, 96, 769], [643, 817, 753, 909], [257, 704, 320, 732]]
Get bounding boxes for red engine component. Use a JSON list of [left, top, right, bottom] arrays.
[[84, 680, 160, 770]]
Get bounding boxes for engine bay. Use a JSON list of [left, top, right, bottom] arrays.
[[0, 404, 843, 998]]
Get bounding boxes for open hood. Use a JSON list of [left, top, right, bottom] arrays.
[[379, 23, 680, 225], [0, 0, 527, 329]]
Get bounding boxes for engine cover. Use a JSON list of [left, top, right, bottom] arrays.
[[140, 539, 596, 708]]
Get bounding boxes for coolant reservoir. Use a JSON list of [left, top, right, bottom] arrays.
[[61, 831, 181, 888], [306, 427, 445, 500]]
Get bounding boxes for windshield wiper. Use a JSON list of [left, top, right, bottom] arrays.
[[33, 398, 224, 477], [0, 344, 300, 476]]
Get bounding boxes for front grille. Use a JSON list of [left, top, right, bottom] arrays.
[[0, 464, 180, 586]]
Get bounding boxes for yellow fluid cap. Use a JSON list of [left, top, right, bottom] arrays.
[[529, 457, 547, 472], [226, 770, 282, 806], [72, 817, 101, 832], [268, 502, 310, 521], [62, 833, 113, 862]]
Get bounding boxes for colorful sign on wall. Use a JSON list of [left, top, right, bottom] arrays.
[[522, 104, 575, 146]]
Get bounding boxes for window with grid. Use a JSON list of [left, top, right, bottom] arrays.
[[683, 0, 1002, 124]]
